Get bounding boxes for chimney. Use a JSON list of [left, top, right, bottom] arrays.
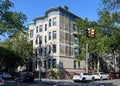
[[63, 6, 69, 10]]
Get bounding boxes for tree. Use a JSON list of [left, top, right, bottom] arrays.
[[101, 0, 120, 10], [0, 31, 33, 72], [76, 17, 110, 72], [97, 0, 120, 72], [0, 0, 27, 36]]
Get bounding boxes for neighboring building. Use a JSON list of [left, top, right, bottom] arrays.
[[28, 6, 86, 78]]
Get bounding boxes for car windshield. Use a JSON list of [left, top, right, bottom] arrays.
[[83, 73, 91, 75], [100, 72, 106, 74], [74, 72, 80, 75], [94, 73, 99, 75]]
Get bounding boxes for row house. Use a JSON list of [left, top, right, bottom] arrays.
[[28, 6, 86, 78]]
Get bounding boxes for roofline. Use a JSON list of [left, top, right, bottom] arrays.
[[34, 6, 81, 22]]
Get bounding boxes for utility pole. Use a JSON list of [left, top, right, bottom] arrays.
[[86, 43, 89, 73], [86, 28, 96, 73]]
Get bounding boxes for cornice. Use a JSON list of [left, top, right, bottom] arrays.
[[34, 6, 81, 23]]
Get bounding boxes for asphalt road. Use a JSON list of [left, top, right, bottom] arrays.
[[4, 79, 120, 86]]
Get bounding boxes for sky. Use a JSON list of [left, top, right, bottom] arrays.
[[0, 0, 100, 41], [11, 0, 100, 25]]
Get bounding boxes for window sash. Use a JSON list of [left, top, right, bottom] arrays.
[[30, 30, 34, 38], [49, 19, 51, 27], [53, 31, 56, 39], [53, 18, 56, 26], [53, 44, 56, 53], [39, 25, 43, 32]]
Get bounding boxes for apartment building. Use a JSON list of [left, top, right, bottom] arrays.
[[28, 6, 86, 77]]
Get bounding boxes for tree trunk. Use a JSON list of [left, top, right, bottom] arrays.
[[97, 57, 100, 72]]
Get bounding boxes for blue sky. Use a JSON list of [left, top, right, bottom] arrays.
[[11, 0, 100, 25], [0, 0, 100, 41]]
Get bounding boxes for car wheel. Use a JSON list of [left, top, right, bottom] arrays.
[[15, 79, 19, 82], [73, 80, 78, 83], [82, 78, 86, 82], [92, 77, 95, 81], [107, 77, 110, 80], [110, 77, 113, 80], [100, 77, 103, 80]]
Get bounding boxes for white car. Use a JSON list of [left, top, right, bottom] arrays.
[[73, 73, 95, 82], [93, 72, 109, 80], [0, 72, 12, 79]]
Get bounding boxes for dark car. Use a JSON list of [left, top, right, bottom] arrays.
[[0, 72, 12, 79], [14, 72, 34, 82]]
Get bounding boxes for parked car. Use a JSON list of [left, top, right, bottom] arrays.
[[108, 72, 118, 79], [93, 72, 108, 80], [0, 77, 4, 86], [73, 73, 95, 82], [114, 72, 120, 78], [14, 72, 34, 82], [0, 72, 12, 79]]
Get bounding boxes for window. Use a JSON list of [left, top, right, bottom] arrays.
[[44, 60, 46, 68], [74, 60, 76, 69], [66, 46, 68, 53], [35, 49, 37, 56], [53, 59, 56, 68], [52, 44, 56, 53], [49, 19, 51, 27], [30, 30, 34, 38], [53, 31, 56, 39], [45, 36, 47, 43], [39, 47, 42, 56], [30, 40, 33, 45], [44, 47, 47, 56], [36, 26, 38, 33], [36, 36, 39, 44], [74, 37, 78, 44], [48, 59, 51, 68], [65, 33, 69, 40], [78, 61, 80, 68], [39, 25, 42, 32], [73, 24, 76, 31], [49, 45, 51, 53], [45, 24, 47, 31], [74, 49, 79, 57], [53, 18, 56, 26], [39, 36, 42, 44], [49, 32, 51, 40]]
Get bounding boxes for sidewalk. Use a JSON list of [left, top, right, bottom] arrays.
[[35, 78, 73, 82]]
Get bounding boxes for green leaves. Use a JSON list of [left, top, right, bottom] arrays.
[[102, 0, 120, 10], [0, 31, 33, 72], [76, 17, 109, 61], [98, 0, 120, 54], [0, 0, 27, 36]]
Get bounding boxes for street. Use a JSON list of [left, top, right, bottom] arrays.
[[4, 79, 120, 86]]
